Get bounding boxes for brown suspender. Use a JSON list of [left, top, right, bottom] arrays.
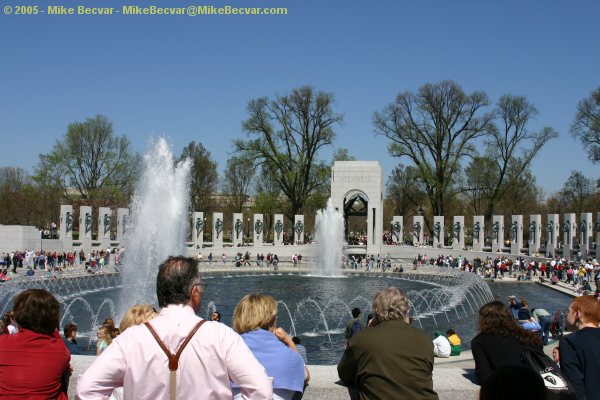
[[145, 319, 206, 400]]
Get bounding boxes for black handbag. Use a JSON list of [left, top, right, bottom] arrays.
[[521, 345, 576, 400]]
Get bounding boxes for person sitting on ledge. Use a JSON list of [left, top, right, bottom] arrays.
[[338, 287, 438, 400], [432, 330, 451, 358], [232, 293, 306, 400], [446, 329, 462, 356], [0, 289, 71, 399]]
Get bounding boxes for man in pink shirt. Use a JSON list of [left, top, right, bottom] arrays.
[[77, 256, 272, 400]]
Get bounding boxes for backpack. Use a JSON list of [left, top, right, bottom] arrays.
[[350, 319, 362, 337], [521, 345, 576, 400]]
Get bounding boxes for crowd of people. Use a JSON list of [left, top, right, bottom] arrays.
[[0, 248, 125, 281], [1, 253, 599, 400], [199, 251, 303, 269]]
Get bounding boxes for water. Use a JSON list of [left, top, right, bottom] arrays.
[[2, 271, 573, 363], [314, 198, 344, 276], [118, 137, 191, 316]]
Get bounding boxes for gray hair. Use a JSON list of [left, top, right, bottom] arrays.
[[372, 287, 410, 322], [156, 256, 201, 307]]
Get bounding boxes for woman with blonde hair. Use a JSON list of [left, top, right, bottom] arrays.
[[119, 304, 158, 333], [96, 326, 113, 356], [232, 293, 306, 400]]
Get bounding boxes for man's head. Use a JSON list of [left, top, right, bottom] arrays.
[[211, 311, 221, 322], [156, 256, 203, 309], [14, 289, 60, 336], [351, 307, 361, 318], [372, 287, 410, 323]]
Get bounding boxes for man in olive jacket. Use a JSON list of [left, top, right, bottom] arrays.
[[337, 287, 438, 400]]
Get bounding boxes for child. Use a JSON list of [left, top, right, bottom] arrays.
[[96, 326, 113, 355], [446, 329, 462, 356]]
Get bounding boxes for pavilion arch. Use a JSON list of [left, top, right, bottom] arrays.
[[330, 161, 383, 255]]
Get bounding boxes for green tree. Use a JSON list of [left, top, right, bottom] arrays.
[[0, 167, 31, 225], [571, 86, 600, 163], [331, 148, 356, 162], [0, 167, 62, 228], [222, 156, 255, 213], [177, 141, 219, 213], [466, 95, 557, 219], [34, 115, 140, 208], [557, 170, 595, 214], [374, 80, 493, 216], [234, 86, 344, 224]]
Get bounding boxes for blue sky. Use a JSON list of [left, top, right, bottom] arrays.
[[1, 0, 598, 196]]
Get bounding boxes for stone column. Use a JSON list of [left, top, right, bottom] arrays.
[[232, 213, 244, 247], [452, 216, 464, 251], [391, 216, 403, 244], [294, 215, 305, 244], [491, 215, 504, 253], [562, 213, 576, 260], [433, 216, 444, 248], [273, 214, 284, 246], [528, 215, 541, 256], [472, 216, 484, 252], [253, 214, 264, 246], [212, 212, 224, 249], [579, 212, 593, 259], [60, 204, 74, 251], [193, 212, 204, 250], [116, 208, 129, 243], [79, 205, 93, 251], [98, 207, 112, 250], [510, 215, 523, 255], [545, 214, 559, 258], [412, 215, 424, 246]]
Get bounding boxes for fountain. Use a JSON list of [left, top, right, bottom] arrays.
[[117, 137, 191, 316], [313, 198, 344, 277]]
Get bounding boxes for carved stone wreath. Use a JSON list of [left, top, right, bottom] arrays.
[[433, 222, 441, 241], [274, 220, 283, 240], [215, 218, 223, 239], [295, 221, 304, 238], [254, 220, 263, 239], [235, 219, 243, 239]]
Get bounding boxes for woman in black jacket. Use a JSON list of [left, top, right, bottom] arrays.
[[471, 301, 542, 385], [559, 295, 600, 400]]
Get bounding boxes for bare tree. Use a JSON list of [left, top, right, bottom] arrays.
[[234, 86, 344, 223], [374, 80, 493, 216], [386, 164, 427, 217], [253, 166, 283, 238], [222, 156, 255, 213], [466, 95, 558, 220], [571, 86, 600, 163]]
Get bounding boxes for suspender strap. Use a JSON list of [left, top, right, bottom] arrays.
[[145, 319, 206, 400]]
